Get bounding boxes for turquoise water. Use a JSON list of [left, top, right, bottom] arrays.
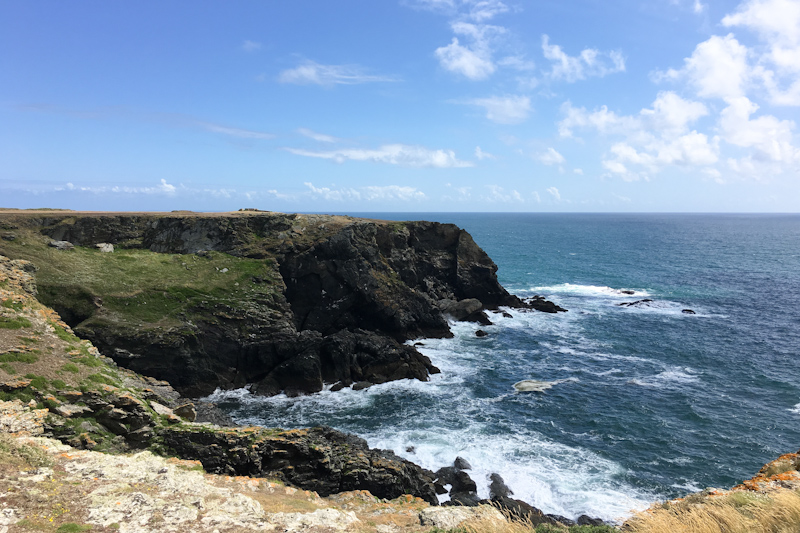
[[208, 213, 800, 521]]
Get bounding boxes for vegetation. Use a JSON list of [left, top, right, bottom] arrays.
[[624, 489, 800, 533], [0, 233, 284, 331]]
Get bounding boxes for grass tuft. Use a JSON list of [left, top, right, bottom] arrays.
[[624, 489, 800, 533]]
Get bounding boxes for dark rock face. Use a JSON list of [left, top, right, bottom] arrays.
[[159, 425, 439, 505], [8, 212, 563, 397]]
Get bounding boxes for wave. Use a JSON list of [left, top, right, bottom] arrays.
[[629, 368, 701, 388], [790, 403, 800, 414], [526, 283, 650, 299]]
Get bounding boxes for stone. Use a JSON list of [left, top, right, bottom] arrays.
[[419, 506, 505, 529], [682, 309, 696, 314], [475, 330, 488, 337], [1, 233, 16, 241], [352, 381, 373, 391], [173, 403, 197, 422], [454, 456, 472, 471], [489, 473, 513, 499], [95, 243, 114, 252], [149, 401, 174, 417], [54, 404, 93, 418], [48, 240, 74, 250], [577, 515, 607, 526]]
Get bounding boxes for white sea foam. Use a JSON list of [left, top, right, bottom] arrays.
[[528, 283, 651, 299], [629, 368, 700, 388], [790, 403, 800, 414]]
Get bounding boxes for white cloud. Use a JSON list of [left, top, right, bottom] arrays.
[[435, 37, 496, 80], [57, 179, 179, 195], [462, 95, 531, 124], [304, 182, 426, 202], [475, 146, 495, 159], [561, 93, 719, 181], [485, 185, 524, 202], [199, 122, 275, 140], [297, 128, 340, 143], [532, 191, 541, 203], [286, 144, 473, 168], [640, 91, 709, 133], [541, 35, 625, 82], [654, 34, 750, 100], [242, 40, 262, 52], [278, 61, 398, 86], [467, 0, 509, 21], [546, 186, 561, 200], [721, 0, 800, 105], [693, 0, 707, 14], [537, 147, 565, 165], [719, 96, 800, 162], [722, 0, 800, 46], [573, 168, 584, 175], [558, 102, 640, 138]]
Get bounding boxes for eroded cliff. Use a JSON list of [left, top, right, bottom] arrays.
[[0, 210, 540, 398]]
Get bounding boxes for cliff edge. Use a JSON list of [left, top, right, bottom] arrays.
[[0, 210, 552, 398]]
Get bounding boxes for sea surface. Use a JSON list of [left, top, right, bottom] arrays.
[[207, 213, 800, 522]]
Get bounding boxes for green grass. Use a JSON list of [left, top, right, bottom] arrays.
[[62, 363, 80, 373], [0, 316, 32, 329], [56, 524, 92, 533], [1, 299, 23, 311], [1, 237, 284, 327], [73, 356, 102, 368], [86, 373, 118, 386], [24, 373, 48, 390], [0, 363, 17, 374], [0, 352, 39, 364]]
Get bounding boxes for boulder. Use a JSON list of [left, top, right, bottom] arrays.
[[95, 242, 114, 253], [48, 240, 74, 250]]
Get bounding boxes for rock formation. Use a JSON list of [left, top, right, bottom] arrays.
[[0, 211, 561, 397]]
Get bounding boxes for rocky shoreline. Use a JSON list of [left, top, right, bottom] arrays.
[[0, 211, 592, 526], [0, 210, 565, 399]]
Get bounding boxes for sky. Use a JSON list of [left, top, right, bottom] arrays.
[[2, 0, 800, 213]]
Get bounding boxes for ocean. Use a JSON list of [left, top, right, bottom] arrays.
[[206, 213, 800, 522]]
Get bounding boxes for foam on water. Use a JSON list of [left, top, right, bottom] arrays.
[[628, 368, 701, 389], [527, 283, 651, 299], [790, 403, 800, 414]]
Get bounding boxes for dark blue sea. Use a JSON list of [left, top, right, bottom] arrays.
[[208, 213, 800, 522]]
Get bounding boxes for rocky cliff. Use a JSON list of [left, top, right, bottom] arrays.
[[0, 210, 550, 398]]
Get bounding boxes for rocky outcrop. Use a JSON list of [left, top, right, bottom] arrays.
[[159, 425, 439, 505], [0, 211, 562, 397]]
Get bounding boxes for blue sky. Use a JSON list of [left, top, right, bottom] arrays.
[[2, 0, 800, 212]]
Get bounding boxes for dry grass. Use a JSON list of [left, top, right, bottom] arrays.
[[624, 489, 800, 533]]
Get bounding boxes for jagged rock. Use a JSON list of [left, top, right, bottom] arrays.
[[618, 299, 654, 307], [489, 473, 513, 499], [578, 514, 607, 526], [436, 298, 483, 321], [48, 240, 74, 250], [523, 296, 567, 313], [0, 378, 31, 392], [475, 330, 488, 337], [419, 506, 506, 529], [149, 402, 174, 417], [193, 402, 236, 427], [492, 495, 557, 526], [55, 404, 93, 418], [454, 456, 472, 471], [159, 425, 439, 505], [1, 233, 16, 241], [173, 403, 197, 422]]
